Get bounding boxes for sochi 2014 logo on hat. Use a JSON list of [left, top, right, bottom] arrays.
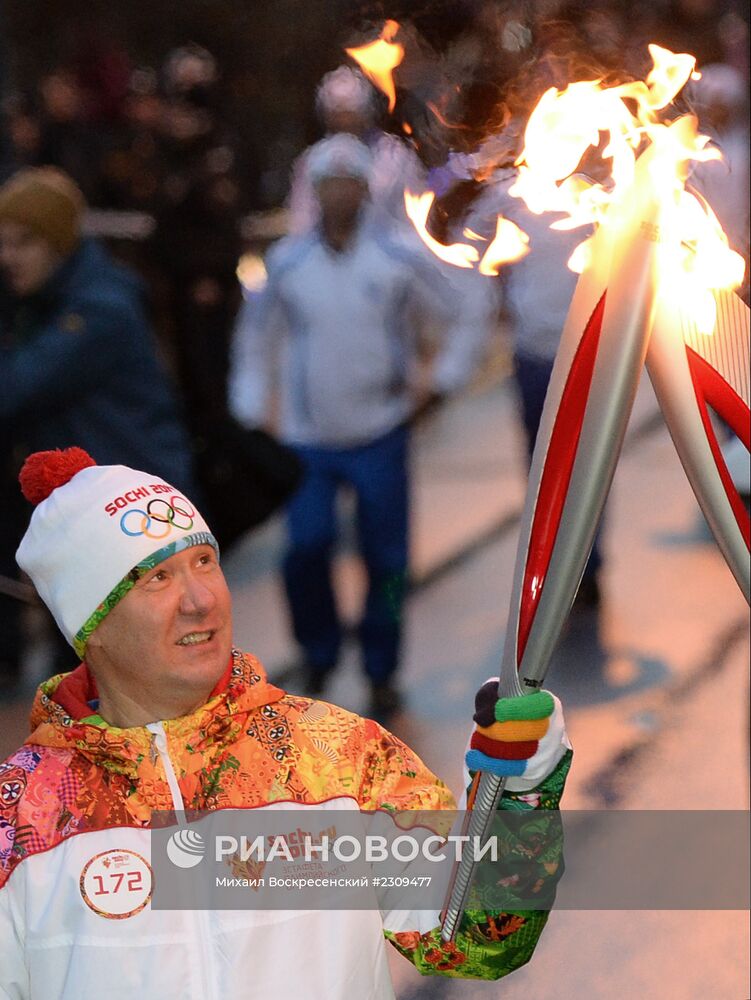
[[103, 484, 196, 541], [119, 495, 195, 540]]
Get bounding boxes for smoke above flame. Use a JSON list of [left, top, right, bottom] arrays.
[[349, 27, 745, 334]]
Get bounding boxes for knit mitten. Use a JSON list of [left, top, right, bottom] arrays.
[[465, 681, 569, 787]]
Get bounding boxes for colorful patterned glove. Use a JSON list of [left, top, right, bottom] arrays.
[[465, 680, 570, 789]]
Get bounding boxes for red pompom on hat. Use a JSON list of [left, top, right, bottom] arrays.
[[19, 448, 96, 505]]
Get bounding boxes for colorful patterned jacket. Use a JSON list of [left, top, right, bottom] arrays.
[[0, 649, 570, 1000]]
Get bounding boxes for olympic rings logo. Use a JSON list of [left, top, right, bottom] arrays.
[[120, 495, 195, 539]]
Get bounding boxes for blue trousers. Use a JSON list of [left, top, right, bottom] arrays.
[[514, 352, 603, 578], [283, 424, 409, 685]]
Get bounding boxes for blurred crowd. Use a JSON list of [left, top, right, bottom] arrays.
[[1, 0, 748, 702], [3, 44, 243, 428]]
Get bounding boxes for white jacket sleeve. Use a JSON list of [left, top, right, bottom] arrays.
[[432, 267, 498, 394], [403, 245, 498, 395], [286, 149, 319, 236], [0, 883, 28, 999], [228, 279, 285, 429]]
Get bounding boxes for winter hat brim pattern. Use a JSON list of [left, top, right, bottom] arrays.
[[71, 530, 217, 658]]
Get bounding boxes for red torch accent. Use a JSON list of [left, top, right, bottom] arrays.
[[686, 346, 751, 549], [516, 293, 607, 664]]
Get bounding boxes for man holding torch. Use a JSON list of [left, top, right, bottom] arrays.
[[0, 447, 571, 998]]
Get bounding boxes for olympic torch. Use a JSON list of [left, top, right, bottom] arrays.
[[647, 286, 750, 600], [441, 236, 750, 946], [440, 135, 749, 943], [345, 26, 749, 940], [439, 134, 668, 939]]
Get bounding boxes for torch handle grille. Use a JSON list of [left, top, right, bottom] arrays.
[[440, 772, 507, 942]]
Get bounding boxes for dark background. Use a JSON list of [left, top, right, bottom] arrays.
[[4, 0, 746, 211]]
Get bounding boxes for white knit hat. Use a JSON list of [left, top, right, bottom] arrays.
[[16, 448, 217, 657], [316, 66, 374, 116], [307, 134, 373, 185]]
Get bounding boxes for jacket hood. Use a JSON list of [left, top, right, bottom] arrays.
[[26, 648, 285, 782]]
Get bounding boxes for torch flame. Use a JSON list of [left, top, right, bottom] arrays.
[[404, 191, 480, 268], [644, 44, 698, 111], [507, 45, 744, 332], [376, 41, 743, 337], [346, 20, 404, 113], [404, 194, 529, 275], [478, 217, 530, 275]]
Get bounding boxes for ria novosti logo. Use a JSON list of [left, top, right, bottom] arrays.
[[166, 829, 206, 868]]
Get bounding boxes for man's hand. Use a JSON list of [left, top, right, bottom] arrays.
[[465, 680, 569, 788]]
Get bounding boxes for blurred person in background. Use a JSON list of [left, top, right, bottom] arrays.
[[98, 68, 164, 217], [1, 93, 44, 179], [287, 65, 426, 236], [687, 62, 750, 291], [34, 37, 132, 204], [230, 134, 493, 715], [0, 445, 571, 998], [687, 62, 750, 502], [35, 69, 105, 204], [95, 67, 167, 331], [151, 44, 243, 436], [0, 167, 195, 692]]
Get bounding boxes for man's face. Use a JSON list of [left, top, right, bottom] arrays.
[[316, 175, 368, 230], [323, 108, 369, 137], [86, 544, 233, 709], [0, 220, 62, 297]]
